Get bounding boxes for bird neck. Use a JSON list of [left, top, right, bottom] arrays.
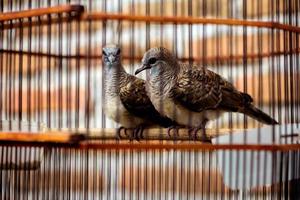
[[148, 68, 177, 97], [104, 64, 127, 95]]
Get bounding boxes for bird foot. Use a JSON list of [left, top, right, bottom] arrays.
[[133, 126, 144, 141], [117, 126, 126, 140], [124, 129, 135, 141], [188, 128, 198, 141], [123, 126, 144, 141], [117, 127, 136, 140], [199, 133, 212, 143], [188, 127, 211, 143], [167, 126, 181, 140]]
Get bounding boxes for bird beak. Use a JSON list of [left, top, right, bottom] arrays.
[[135, 64, 151, 75], [108, 55, 115, 63]]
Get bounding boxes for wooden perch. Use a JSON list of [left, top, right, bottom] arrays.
[[0, 131, 85, 143], [0, 4, 84, 22], [0, 128, 299, 151], [0, 128, 228, 144]]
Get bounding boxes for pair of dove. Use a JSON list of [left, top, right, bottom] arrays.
[[102, 44, 278, 141]]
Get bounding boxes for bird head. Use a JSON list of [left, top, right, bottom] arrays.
[[135, 47, 179, 77], [102, 44, 121, 67]]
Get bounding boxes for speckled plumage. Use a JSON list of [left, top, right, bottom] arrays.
[[102, 44, 175, 129], [135, 47, 278, 132]]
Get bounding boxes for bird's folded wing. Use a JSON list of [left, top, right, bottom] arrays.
[[171, 67, 235, 112], [120, 75, 174, 126]]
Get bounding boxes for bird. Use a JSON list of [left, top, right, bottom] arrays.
[[135, 47, 278, 142], [102, 44, 176, 140]]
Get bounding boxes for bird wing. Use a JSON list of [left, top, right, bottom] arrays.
[[170, 65, 278, 124], [170, 65, 243, 112], [120, 75, 175, 127]]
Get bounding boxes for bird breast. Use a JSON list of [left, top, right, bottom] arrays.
[[103, 94, 144, 128], [149, 92, 223, 127]]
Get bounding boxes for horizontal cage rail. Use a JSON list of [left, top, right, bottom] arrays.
[[0, 4, 84, 22], [1, 140, 300, 151], [1, 5, 300, 34], [1, 48, 299, 64]]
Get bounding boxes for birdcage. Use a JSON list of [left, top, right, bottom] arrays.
[[0, 0, 299, 199]]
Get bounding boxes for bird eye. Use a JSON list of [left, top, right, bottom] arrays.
[[116, 48, 121, 55], [102, 50, 107, 56], [148, 57, 157, 65]]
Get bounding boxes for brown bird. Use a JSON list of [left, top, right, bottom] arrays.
[[135, 47, 278, 142], [102, 44, 176, 139]]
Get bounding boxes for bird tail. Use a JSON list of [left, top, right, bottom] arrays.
[[242, 104, 278, 125], [220, 90, 278, 125]]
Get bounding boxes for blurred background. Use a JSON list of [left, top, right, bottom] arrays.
[[0, 0, 299, 199], [1, 0, 299, 130]]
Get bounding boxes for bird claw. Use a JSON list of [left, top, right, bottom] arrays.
[[188, 127, 211, 143], [167, 126, 180, 139], [200, 135, 212, 143], [133, 126, 144, 141], [198, 126, 212, 143], [124, 129, 135, 141], [187, 119, 211, 142], [117, 126, 126, 140], [188, 128, 198, 141], [117, 127, 136, 140], [123, 126, 144, 141]]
